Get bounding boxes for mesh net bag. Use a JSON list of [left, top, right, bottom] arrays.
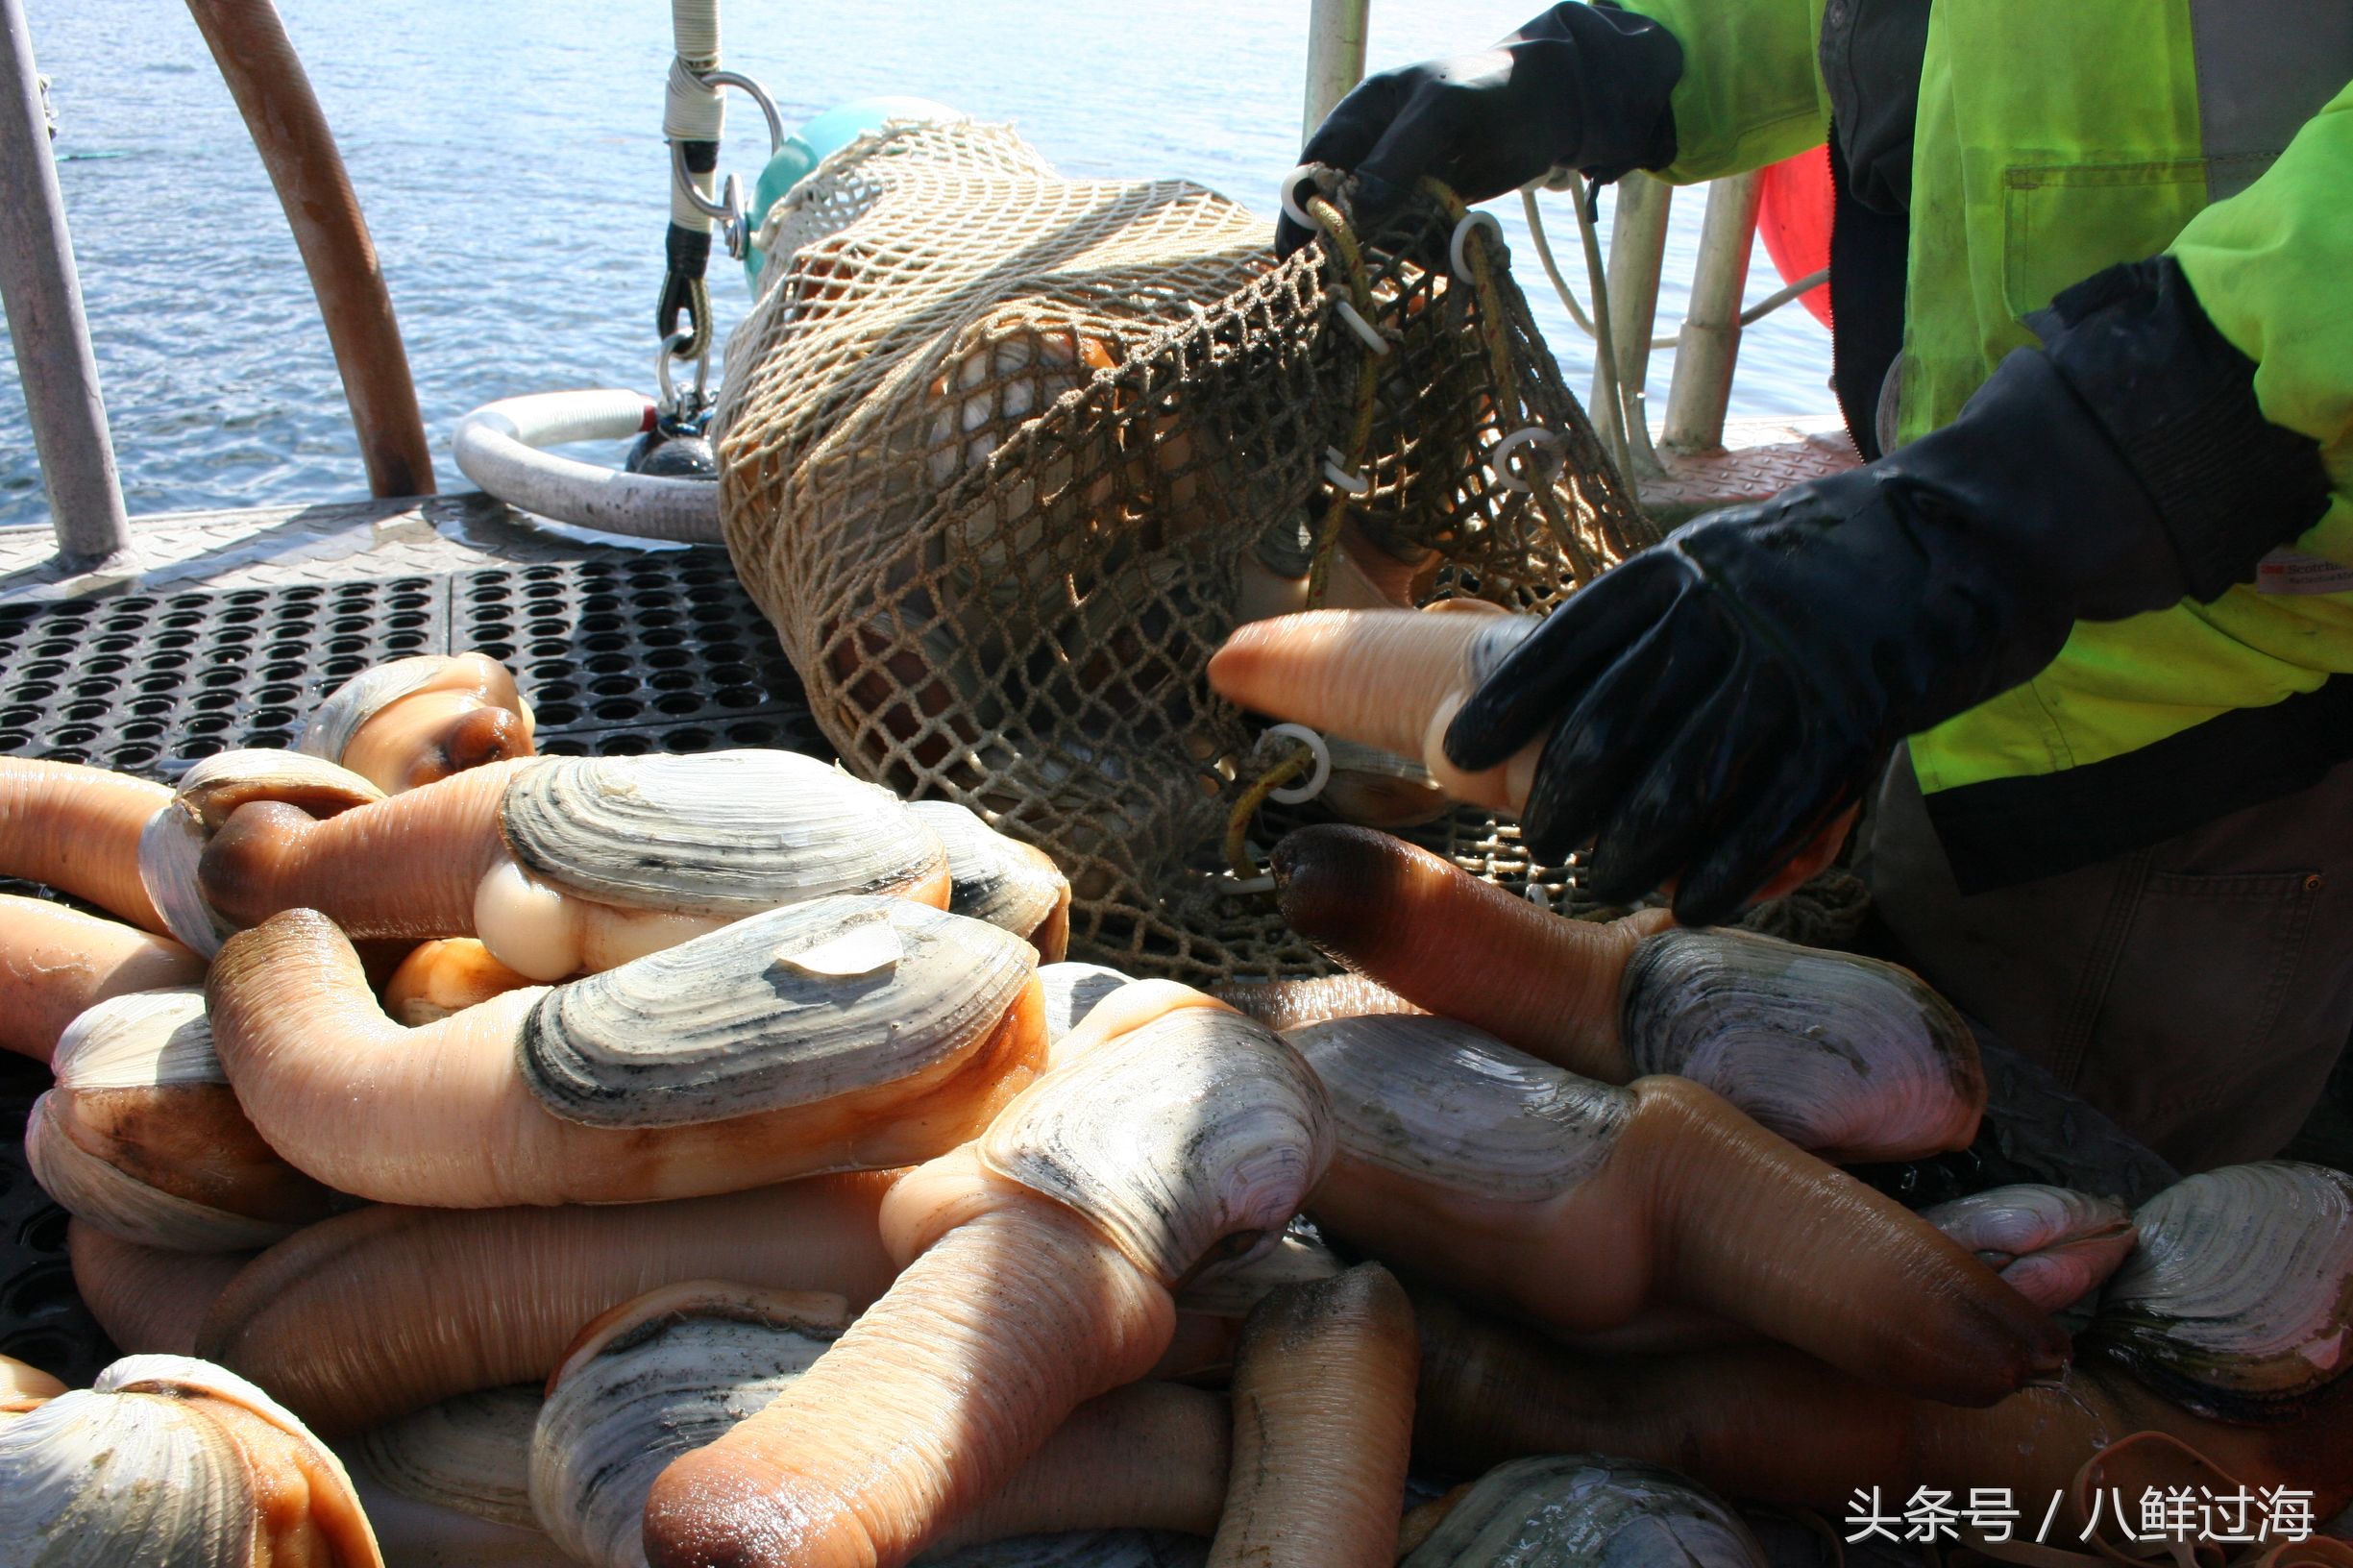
[[717, 119, 1718, 983]]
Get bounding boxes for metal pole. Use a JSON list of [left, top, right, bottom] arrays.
[[0, 0, 134, 570], [1302, 0, 1370, 142], [1660, 171, 1762, 451], [1591, 171, 1673, 475], [184, 0, 435, 498]]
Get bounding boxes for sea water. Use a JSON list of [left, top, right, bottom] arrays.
[[0, 0, 1834, 531]]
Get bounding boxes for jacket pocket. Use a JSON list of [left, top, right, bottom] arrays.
[[2076, 866, 2323, 1162], [1999, 159, 2210, 321]]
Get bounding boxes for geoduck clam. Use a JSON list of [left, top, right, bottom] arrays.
[[155, 747, 953, 979], [298, 650, 536, 793], [1206, 1262, 1419, 1568], [137, 747, 391, 959], [535, 1280, 1234, 1565], [1407, 1243, 2353, 1529], [1208, 609, 1852, 898], [2087, 1162, 2353, 1421], [340, 1385, 574, 1568], [1273, 824, 1985, 1163], [531, 1282, 851, 1568], [0, 756, 177, 934], [0, 892, 206, 1063], [28, 987, 344, 1251], [380, 936, 535, 1025], [907, 799, 1071, 961], [641, 983, 1332, 1568], [67, 1220, 254, 1357], [205, 896, 1044, 1207], [1399, 1456, 1768, 1568], [0, 1353, 382, 1566], [1919, 1184, 2137, 1317], [1286, 1010, 2067, 1405], [1036, 960, 1137, 1048], [351, 1384, 545, 1540], [194, 1176, 897, 1434], [1209, 606, 1538, 814]]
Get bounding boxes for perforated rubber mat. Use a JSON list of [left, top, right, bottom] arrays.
[[0, 547, 829, 1384], [0, 552, 828, 777]]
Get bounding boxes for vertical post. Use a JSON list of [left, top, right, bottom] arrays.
[[184, 0, 435, 498], [1302, 0, 1370, 142], [1660, 171, 1762, 451], [0, 0, 134, 570], [1590, 171, 1673, 473]]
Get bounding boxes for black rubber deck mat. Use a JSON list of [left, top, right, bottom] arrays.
[[0, 547, 829, 1383], [0, 551, 828, 776]]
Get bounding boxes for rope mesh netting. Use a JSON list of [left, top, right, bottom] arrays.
[[717, 121, 1859, 982]]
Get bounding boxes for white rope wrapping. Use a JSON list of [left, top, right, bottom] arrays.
[[670, 0, 720, 68], [666, 0, 724, 228]]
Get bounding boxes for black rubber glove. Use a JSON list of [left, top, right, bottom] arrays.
[[1442, 256, 2335, 926], [1275, 3, 1682, 257]]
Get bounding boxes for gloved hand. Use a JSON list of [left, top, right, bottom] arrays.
[[1442, 256, 2335, 926], [1275, 3, 1683, 257]]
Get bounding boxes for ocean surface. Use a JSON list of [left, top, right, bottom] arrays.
[[0, 0, 1835, 531]]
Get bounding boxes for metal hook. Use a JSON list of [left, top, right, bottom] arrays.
[[655, 330, 712, 417]]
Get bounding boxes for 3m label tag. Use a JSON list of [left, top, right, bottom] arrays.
[[2255, 550, 2353, 595]]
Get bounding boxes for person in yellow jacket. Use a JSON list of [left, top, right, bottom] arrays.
[[1280, 1, 2353, 1171]]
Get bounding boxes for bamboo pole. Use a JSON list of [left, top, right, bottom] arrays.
[[1660, 172, 1762, 451], [0, 0, 134, 569], [183, 0, 435, 498]]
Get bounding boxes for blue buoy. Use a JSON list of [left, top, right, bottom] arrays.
[[743, 96, 960, 291]]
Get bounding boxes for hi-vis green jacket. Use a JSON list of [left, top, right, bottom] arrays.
[[1619, 0, 2353, 890]]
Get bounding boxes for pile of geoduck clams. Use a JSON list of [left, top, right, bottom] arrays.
[[0, 644, 2346, 1568]]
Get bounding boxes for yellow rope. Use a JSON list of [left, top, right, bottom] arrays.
[[1301, 190, 1385, 609], [1417, 178, 1590, 575], [1224, 741, 1315, 883]]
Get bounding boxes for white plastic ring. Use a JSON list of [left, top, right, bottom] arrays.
[[1333, 299, 1391, 355], [1448, 209, 1506, 281], [1262, 723, 1334, 805], [1490, 425, 1564, 495], [1321, 448, 1370, 497], [1279, 164, 1325, 230]]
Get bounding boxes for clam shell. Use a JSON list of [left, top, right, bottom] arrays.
[[982, 1004, 1333, 1285], [51, 989, 218, 1091], [1286, 1014, 1630, 1200], [138, 804, 233, 958], [1038, 961, 1136, 1047], [25, 1091, 300, 1253], [0, 1374, 255, 1564], [174, 747, 387, 828], [497, 750, 948, 917], [0, 1354, 370, 1568], [1321, 737, 1450, 829], [1172, 1229, 1344, 1318], [298, 654, 499, 766], [1401, 1455, 1767, 1567], [351, 1385, 541, 1531], [2089, 1162, 2353, 1419], [907, 800, 1069, 947], [1619, 928, 1984, 1162], [531, 1282, 847, 1568], [521, 895, 1036, 1128], [1920, 1185, 2136, 1315]]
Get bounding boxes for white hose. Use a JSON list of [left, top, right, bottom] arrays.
[[453, 389, 723, 545]]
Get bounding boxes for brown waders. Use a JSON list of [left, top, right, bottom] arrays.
[[1855, 746, 2353, 1172]]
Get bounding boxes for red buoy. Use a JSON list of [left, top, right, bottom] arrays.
[[1754, 145, 1835, 329]]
